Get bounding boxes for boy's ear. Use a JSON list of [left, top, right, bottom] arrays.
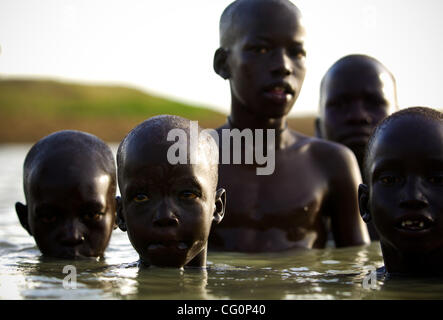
[[314, 118, 322, 138], [213, 48, 230, 80], [116, 196, 127, 232], [15, 202, 32, 235], [213, 188, 226, 225], [358, 184, 371, 223]]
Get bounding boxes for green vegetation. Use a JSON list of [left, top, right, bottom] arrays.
[[0, 78, 223, 120], [0, 78, 316, 142], [0, 78, 227, 142]]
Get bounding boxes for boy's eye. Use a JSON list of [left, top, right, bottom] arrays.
[[134, 194, 150, 203], [295, 52, 305, 60], [257, 47, 268, 54], [250, 46, 268, 54], [179, 191, 199, 200], [41, 215, 56, 224], [83, 212, 103, 221], [291, 50, 305, 60], [379, 176, 399, 185]]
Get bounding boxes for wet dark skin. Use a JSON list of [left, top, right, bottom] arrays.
[[316, 56, 397, 241], [316, 55, 398, 172], [117, 121, 226, 268], [15, 153, 117, 259], [359, 115, 443, 276], [211, 0, 369, 252]]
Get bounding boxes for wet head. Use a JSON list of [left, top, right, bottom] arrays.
[[15, 130, 117, 259], [359, 107, 443, 274], [116, 115, 225, 268], [317, 55, 398, 169], [214, 0, 306, 119]]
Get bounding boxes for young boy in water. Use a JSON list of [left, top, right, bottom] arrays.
[[315, 54, 398, 241], [210, 0, 369, 251], [15, 130, 117, 259], [316, 54, 398, 175], [359, 107, 443, 276], [116, 115, 226, 268]]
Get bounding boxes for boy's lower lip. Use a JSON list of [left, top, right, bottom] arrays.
[[339, 133, 371, 146], [147, 242, 188, 251], [262, 91, 293, 104]]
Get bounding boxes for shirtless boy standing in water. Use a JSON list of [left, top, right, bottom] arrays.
[[316, 54, 398, 240], [210, 0, 369, 252]]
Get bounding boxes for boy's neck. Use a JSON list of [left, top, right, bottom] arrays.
[[185, 246, 207, 268], [228, 105, 293, 150]]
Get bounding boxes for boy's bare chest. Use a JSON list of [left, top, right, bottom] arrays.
[[217, 159, 327, 227]]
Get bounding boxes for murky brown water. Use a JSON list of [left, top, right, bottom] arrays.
[[1, 144, 442, 300]]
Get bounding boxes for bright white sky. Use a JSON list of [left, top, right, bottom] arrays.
[[1, 0, 442, 115]]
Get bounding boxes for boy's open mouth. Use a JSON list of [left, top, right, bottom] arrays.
[[263, 83, 295, 102], [395, 215, 434, 232]]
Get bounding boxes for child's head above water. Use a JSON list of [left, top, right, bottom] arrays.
[[116, 115, 226, 268], [359, 107, 443, 275], [214, 0, 306, 119], [15, 130, 117, 259], [317, 54, 398, 170]]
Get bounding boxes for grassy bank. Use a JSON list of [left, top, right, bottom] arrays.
[[0, 78, 315, 142]]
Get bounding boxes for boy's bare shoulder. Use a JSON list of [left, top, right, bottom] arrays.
[[289, 130, 359, 173]]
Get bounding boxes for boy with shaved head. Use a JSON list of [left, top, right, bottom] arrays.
[[116, 115, 226, 268], [359, 107, 443, 276], [15, 130, 117, 259], [316, 54, 399, 240], [316, 54, 399, 172], [211, 0, 369, 252]]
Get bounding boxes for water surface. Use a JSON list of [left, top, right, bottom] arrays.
[[1, 144, 442, 300]]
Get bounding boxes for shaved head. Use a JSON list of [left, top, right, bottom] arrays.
[[117, 115, 219, 188], [219, 0, 302, 48], [320, 54, 397, 109], [23, 130, 116, 201], [363, 106, 443, 183]]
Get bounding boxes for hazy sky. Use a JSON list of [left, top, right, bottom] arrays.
[[1, 0, 442, 115]]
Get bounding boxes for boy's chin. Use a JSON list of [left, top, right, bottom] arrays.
[[140, 255, 188, 268], [41, 252, 101, 261]]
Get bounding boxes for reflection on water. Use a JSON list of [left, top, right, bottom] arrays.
[[1, 144, 442, 300]]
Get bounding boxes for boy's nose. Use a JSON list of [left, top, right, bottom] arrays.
[[399, 177, 428, 210], [153, 200, 179, 227], [270, 49, 293, 77], [59, 219, 85, 246], [345, 100, 372, 125]]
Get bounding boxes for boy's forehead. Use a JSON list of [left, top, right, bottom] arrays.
[[370, 117, 443, 163], [125, 139, 172, 165], [324, 61, 388, 89], [28, 160, 110, 197], [228, 0, 304, 41]]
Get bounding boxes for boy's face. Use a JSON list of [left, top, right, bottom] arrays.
[[118, 144, 220, 267], [23, 159, 116, 259], [365, 117, 443, 254], [319, 65, 396, 164], [226, 2, 306, 118]]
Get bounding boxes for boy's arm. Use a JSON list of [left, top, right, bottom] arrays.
[[317, 142, 370, 247]]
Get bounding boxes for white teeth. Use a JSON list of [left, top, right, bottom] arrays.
[[273, 86, 284, 92], [401, 220, 413, 227], [400, 220, 427, 229]]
